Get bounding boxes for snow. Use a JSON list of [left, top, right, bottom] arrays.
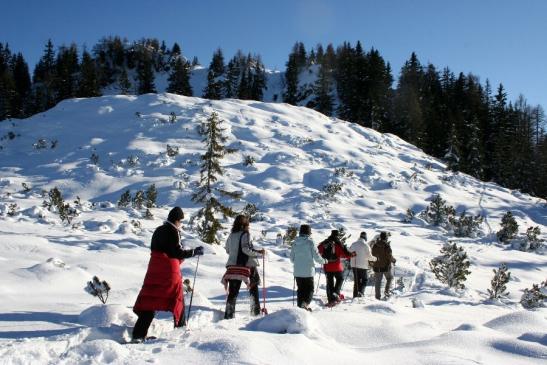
[[0, 93, 545, 364]]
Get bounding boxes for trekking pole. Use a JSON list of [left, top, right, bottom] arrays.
[[260, 254, 268, 315], [186, 255, 200, 325], [315, 267, 322, 294]]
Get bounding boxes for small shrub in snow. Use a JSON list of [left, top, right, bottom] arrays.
[[402, 208, 415, 223], [487, 263, 511, 300], [449, 211, 483, 237], [334, 167, 353, 177], [43, 187, 79, 224], [321, 182, 343, 200], [283, 226, 298, 246], [421, 194, 456, 227], [7, 203, 18, 217], [135, 111, 142, 118], [242, 203, 262, 222], [33, 138, 48, 149], [337, 226, 351, 245], [520, 279, 546, 309], [429, 242, 471, 289], [90, 153, 99, 165], [85, 276, 111, 304], [169, 112, 177, 123], [132, 190, 145, 209], [496, 211, 518, 243], [243, 155, 256, 166], [50, 139, 58, 149], [126, 155, 140, 168], [166, 144, 179, 157], [144, 208, 154, 220], [522, 226, 544, 251], [21, 182, 31, 192], [118, 190, 131, 208], [145, 184, 157, 208]]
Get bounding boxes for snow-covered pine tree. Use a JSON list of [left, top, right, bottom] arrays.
[[132, 190, 145, 210], [421, 194, 456, 227], [191, 111, 241, 244], [167, 58, 192, 96], [448, 211, 484, 237], [145, 184, 157, 208], [487, 263, 511, 299], [496, 211, 518, 243], [118, 189, 131, 208], [312, 61, 334, 116], [136, 53, 156, 94], [77, 50, 101, 97], [523, 226, 543, 251], [429, 242, 471, 289], [444, 123, 460, 171], [520, 279, 546, 309]]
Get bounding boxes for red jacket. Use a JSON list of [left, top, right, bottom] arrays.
[[318, 242, 352, 273], [133, 251, 184, 324]]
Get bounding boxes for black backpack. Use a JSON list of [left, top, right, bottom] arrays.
[[320, 239, 338, 262]]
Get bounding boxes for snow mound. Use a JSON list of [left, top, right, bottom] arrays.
[[79, 304, 136, 328], [245, 308, 319, 335], [483, 310, 547, 336], [60, 339, 129, 364], [364, 302, 398, 315]]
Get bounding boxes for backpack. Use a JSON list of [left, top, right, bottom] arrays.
[[320, 239, 338, 262]]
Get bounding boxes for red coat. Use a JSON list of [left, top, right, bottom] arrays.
[[133, 251, 184, 324], [318, 242, 351, 272]]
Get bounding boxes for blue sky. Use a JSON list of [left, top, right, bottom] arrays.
[[2, 0, 546, 107]]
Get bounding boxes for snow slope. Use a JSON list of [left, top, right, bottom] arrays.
[[0, 94, 545, 364]]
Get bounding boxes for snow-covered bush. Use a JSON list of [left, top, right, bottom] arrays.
[[242, 203, 262, 222], [402, 208, 415, 223], [429, 242, 471, 289], [243, 155, 256, 166], [449, 211, 483, 237], [522, 226, 544, 251], [420, 194, 455, 227], [90, 153, 99, 165], [21, 182, 31, 192], [334, 167, 353, 177], [496, 211, 518, 243], [283, 226, 298, 246], [320, 182, 343, 200], [85, 276, 111, 304], [7, 203, 18, 217], [166, 144, 179, 157], [144, 208, 154, 220], [169, 112, 177, 123], [33, 138, 48, 149], [43, 187, 79, 224], [487, 263, 511, 300], [132, 190, 145, 209], [126, 155, 139, 168], [145, 184, 157, 208], [118, 190, 131, 208], [520, 279, 546, 309]]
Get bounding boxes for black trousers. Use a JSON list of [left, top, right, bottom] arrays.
[[352, 268, 368, 298], [295, 277, 314, 308], [325, 271, 344, 303], [224, 267, 260, 319]]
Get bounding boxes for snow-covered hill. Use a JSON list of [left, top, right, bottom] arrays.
[[0, 94, 545, 364]]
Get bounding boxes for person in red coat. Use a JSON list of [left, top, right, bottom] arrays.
[[317, 230, 354, 305], [132, 207, 204, 342]]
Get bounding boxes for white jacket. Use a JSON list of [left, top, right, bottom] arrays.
[[225, 231, 259, 267], [349, 238, 375, 269]]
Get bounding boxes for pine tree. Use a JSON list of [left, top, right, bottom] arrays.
[[312, 61, 334, 116], [11, 53, 32, 118], [487, 263, 511, 299], [429, 242, 471, 289], [203, 48, 225, 99], [118, 68, 132, 95], [520, 279, 546, 309], [118, 190, 131, 208], [191, 112, 241, 244], [496, 211, 518, 243], [224, 56, 241, 98], [283, 52, 299, 105], [137, 53, 156, 94], [77, 50, 101, 97], [421, 194, 456, 227], [32, 39, 57, 112], [167, 58, 192, 96], [145, 184, 157, 208], [444, 123, 460, 171]]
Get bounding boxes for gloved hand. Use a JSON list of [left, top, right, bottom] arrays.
[[193, 246, 204, 256]]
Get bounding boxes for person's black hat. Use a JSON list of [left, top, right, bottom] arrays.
[[167, 206, 184, 223], [380, 231, 388, 241], [330, 229, 339, 237], [360, 232, 367, 240], [300, 224, 311, 236]]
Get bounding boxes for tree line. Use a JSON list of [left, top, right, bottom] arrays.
[[0, 37, 545, 198]]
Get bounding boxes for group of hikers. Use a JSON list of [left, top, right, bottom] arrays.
[[131, 207, 396, 342]]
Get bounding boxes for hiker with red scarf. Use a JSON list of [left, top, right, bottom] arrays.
[[318, 230, 354, 306], [132, 207, 204, 342]]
